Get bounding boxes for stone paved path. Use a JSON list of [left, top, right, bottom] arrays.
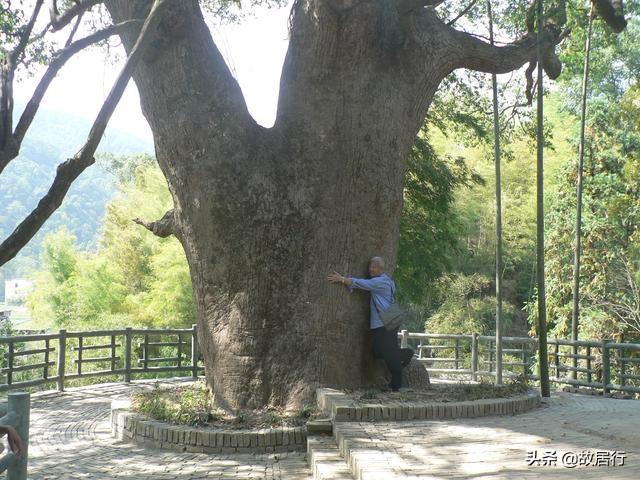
[[332, 392, 640, 479], [23, 379, 312, 480], [6, 379, 640, 479]]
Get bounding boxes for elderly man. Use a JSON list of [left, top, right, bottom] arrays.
[[328, 257, 412, 391]]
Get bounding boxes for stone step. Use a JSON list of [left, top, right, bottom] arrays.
[[307, 435, 355, 480], [307, 418, 333, 435], [334, 424, 403, 480]]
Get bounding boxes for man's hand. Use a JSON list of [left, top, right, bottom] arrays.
[[328, 272, 353, 286], [327, 271, 344, 284], [0, 425, 23, 457]]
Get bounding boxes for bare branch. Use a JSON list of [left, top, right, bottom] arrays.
[[593, 298, 640, 335], [64, 9, 85, 48], [1, 20, 142, 175], [2, 0, 44, 151], [79, 0, 167, 160], [446, 0, 478, 27], [133, 210, 176, 238], [48, 0, 104, 32], [525, 60, 537, 104], [586, 255, 640, 335], [0, 0, 169, 267], [0, 154, 95, 266]]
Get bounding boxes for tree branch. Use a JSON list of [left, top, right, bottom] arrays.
[[0, 20, 142, 176], [133, 210, 176, 238], [0, 0, 168, 267], [0, 154, 95, 267], [10, 0, 45, 66], [446, 0, 478, 27], [1, 0, 44, 153], [64, 9, 85, 48], [0, 62, 17, 156], [593, 0, 627, 33], [445, 23, 562, 80], [48, 0, 104, 32]]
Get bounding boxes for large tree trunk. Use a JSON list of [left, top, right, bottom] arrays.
[[105, 0, 561, 411]]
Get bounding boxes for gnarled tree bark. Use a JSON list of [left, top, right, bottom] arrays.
[[104, 0, 566, 411]]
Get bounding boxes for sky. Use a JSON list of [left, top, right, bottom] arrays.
[[14, 2, 293, 142]]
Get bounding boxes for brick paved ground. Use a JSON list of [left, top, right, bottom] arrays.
[[23, 379, 312, 480], [8, 379, 640, 479], [331, 392, 640, 479]]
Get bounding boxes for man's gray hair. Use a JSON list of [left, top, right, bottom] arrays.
[[370, 256, 385, 269]]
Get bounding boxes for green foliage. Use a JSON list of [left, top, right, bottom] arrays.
[[411, 99, 567, 336], [0, 104, 152, 290], [132, 382, 212, 426], [266, 411, 282, 425], [413, 9, 640, 340], [542, 87, 640, 340], [559, 5, 640, 102], [41, 228, 78, 284], [0, 315, 14, 367], [525, 14, 640, 342], [396, 132, 483, 308], [0, 2, 55, 72], [426, 273, 516, 335], [296, 404, 316, 419], [26, 157, 196, 330], [394, 26, 584, 336], [132, 381, 319, 427], [358, 389, 379, 400]]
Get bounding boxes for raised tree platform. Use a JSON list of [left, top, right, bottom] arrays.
[[111, 399, 307, 454], [316, 387, 541, 422]]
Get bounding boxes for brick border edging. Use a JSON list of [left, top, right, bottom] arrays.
[[316, 388, 541, 421], [110, 400, 306, 453]]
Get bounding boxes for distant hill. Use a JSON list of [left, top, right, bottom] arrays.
[[0, 103, 154, 298]]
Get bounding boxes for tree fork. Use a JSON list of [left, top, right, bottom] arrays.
[[101, 0, 570, 411]]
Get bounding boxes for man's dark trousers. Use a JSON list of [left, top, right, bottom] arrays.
[[372, 326, 404, 390]]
